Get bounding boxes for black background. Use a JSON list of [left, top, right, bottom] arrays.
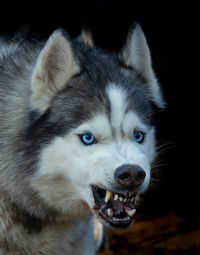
[[0, 1, 198, 228]]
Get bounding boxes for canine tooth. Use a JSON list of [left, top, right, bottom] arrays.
[[105, 190, 112, 203], [114, 194, 119, 200], [107, 208, 113, 217], [124, 198, 127, 202], [119, 197, 123, 202], [126, 208, 136, 216], [135, 193, 140, 202]]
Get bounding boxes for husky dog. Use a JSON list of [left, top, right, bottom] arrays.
[[0, 24, 164, 255]]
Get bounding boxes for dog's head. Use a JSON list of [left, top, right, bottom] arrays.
[[28, 24, 165, 229]]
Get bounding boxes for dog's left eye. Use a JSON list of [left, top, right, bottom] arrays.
[[80, 133, 95, 145], [133, 131, 145, 143]]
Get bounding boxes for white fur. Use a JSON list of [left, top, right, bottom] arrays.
[[106, 84, 127, 138], [33, 85, 155, 214]]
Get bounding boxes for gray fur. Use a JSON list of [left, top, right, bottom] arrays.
[[0, 25, 163, 254]]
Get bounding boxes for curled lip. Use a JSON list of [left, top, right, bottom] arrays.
[[91, 185, 139, 229]]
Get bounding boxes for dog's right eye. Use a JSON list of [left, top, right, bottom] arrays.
[[80, 133, 96, 145]]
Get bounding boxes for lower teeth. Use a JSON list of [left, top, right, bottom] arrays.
[[107, 208, 113, 217], [106, 207, 135, 219], [125, 208, 136, 216], [112, 216, 130, 221]]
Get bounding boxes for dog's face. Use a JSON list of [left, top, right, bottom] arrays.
[[29, 25, 164, 229]]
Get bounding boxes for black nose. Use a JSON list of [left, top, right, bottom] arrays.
[[114, 164, 146, 190]]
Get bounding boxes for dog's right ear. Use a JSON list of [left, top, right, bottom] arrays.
[[31, 29, 80, 113]]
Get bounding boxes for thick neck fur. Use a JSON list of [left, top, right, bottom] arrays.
[[0, 192, 93, 255]]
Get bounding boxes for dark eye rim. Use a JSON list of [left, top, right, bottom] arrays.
[[133, 130, 145, 143], [79, 132, 96, 145]]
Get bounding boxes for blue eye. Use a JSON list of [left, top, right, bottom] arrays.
[[80, 133, 95, 145], [133, 131, 145, 143]]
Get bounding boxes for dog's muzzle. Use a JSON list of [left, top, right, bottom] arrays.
[[91, 164, 145, 229], [92, 185, 140, 229]]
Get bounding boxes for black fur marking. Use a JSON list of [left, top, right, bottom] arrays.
[[29, 110, 41, 122], [18, 211, 44, 234]]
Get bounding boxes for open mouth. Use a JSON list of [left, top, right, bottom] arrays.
[[91, 185, 139, 229]]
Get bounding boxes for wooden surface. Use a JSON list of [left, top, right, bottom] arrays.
[[98, 214, 200, 255]]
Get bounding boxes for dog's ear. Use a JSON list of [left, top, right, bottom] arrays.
[[31, 29, 80, 112], [120, 23, 165, 109], [81, 28, 93, 47]]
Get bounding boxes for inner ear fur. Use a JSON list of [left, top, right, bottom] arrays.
[[31, 29, 80, 112]]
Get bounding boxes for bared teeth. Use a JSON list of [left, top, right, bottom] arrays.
[[105, 190, 112, 203], [104, 189, 137, 204], [125, 208, 136, 216], [107, 208, 113, 217]]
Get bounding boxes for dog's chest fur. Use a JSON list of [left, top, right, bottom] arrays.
[[0, 194, 94, 255]]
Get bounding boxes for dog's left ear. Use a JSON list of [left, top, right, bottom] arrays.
[[120, 23, 165, 109], [31, 29, 80, 112]]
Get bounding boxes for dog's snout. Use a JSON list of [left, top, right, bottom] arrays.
[[114, 164, 146, 190]]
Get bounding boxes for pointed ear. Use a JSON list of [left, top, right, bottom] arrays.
[[31, 29, 80, 112], [120, 23, 165, 109], [81, 28, 93, 47]]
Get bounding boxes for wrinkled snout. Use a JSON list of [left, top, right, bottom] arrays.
[[114, 164, 146, 190]]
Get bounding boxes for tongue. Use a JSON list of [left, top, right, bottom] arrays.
[[108, 197, 124, 210]]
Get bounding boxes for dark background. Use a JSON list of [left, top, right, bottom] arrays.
[[0, 0, 198, 234]]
